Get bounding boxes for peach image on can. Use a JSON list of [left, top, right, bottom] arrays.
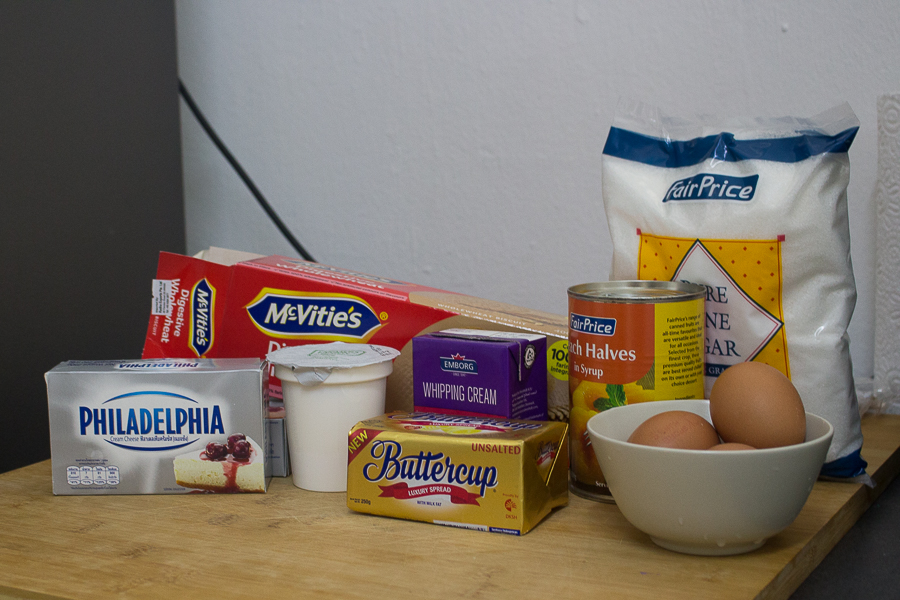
[[567, 281, 706, 502]]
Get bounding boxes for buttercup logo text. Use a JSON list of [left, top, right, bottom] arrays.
[[363, 440, 499, 497]]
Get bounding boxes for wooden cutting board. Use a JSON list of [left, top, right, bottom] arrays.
[[1, 414, 899, 600]]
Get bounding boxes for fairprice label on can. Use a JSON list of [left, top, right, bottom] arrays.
[[569, 301, 704, 392], [566, 281, 706, 501]]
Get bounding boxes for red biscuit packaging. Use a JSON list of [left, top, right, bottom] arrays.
[[142, 251, 570, 416]]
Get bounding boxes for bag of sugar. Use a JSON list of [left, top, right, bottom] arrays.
[[601, 99, 866, 478]]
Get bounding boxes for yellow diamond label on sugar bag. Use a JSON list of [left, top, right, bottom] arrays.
[[637, 233, 789, 380]]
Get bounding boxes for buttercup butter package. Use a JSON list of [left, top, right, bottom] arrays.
[[346, 412, 568, 535], [46, 358, 269, 495]]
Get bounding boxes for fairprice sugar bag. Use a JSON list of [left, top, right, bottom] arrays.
[[601, 100, 866, 478]]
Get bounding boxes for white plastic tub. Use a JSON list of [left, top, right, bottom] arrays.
[[268, 343, 399, 491]]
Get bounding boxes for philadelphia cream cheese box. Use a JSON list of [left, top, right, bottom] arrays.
[[347, 412, 568, 535], [46, 358, 270, 495]]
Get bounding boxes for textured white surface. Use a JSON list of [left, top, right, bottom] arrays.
[[174, 1, 900, 380], [874, 95, 900, 414]]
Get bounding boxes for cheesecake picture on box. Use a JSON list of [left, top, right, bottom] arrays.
[[173, 433, 266, 493]]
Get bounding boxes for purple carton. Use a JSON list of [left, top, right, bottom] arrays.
[[413, 328, 547, 420]]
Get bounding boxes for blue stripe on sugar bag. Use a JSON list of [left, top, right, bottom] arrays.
[[600, 99, 868, 481], [603, 124, 857, 167]]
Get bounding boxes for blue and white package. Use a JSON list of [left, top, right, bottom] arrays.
[[601, 100, 866, 478], [46, 358, 270, 494]]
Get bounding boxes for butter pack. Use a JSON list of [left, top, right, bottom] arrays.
[[347, 412, 568, 535], [46, 358, 269, 495]]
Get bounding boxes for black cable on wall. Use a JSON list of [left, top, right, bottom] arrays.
[[178, 79, 316, 262]]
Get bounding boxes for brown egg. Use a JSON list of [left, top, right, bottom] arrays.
[[708, 442, 756, 451], [627, 410, 720, 449], [709, 362, 806, 449]]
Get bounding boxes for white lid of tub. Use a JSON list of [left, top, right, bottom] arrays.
[[267, 342, 400, 386]]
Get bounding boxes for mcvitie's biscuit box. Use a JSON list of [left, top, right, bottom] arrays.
[[46, 358, 269, 495], [346, 412, 569, 535], [141, 251, 570, 419]]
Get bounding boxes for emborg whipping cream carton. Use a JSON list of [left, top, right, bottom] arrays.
[[347, 412, 568, 535], [46, 358, 269, 495], [413, 329, 547, 420]]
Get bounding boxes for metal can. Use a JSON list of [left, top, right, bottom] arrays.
[[567, 281, 706, 502]]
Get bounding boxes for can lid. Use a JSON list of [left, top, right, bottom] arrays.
[[567, 280, 706, 303]]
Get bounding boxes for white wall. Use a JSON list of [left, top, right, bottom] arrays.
[[175, 0, 900, 380]]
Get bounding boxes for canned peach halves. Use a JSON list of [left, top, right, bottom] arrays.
[[567, 281, 706, 502]]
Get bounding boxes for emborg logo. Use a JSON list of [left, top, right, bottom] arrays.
[[245, 289, 382, 341], [663, 173, 758, 202], [440, 353, 478, 374]]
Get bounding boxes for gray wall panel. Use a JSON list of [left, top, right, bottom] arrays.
[[0, 0, 185, 473]]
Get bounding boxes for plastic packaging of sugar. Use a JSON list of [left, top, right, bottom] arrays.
[[600, 99, 867, 479]]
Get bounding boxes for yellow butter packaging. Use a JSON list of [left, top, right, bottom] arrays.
[[347, 412, 568, 535]]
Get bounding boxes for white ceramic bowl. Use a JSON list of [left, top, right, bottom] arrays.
[[586, 400, 833, 556]]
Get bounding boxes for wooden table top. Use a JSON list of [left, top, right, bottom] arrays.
[[2, 414, 899, 600]]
